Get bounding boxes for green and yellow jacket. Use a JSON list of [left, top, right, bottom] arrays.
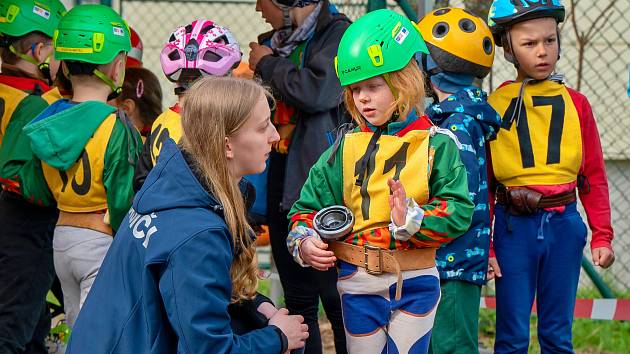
[[289, 112, 474, 250], [24, 99, 142, 232], [0, 72, 60, 205]]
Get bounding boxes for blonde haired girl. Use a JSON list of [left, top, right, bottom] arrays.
[[67, 77, 309, 354], [287, 10, 473, 353]]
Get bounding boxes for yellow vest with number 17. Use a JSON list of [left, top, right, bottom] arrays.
[[488, 80, 582, 186]]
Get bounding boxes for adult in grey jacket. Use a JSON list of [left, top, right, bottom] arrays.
[[249, 0, 350, 353]]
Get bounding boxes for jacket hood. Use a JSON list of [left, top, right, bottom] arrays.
[[24, 99, 115, 171], [427, 87, 501, 141], [133, 139, 220, 215]]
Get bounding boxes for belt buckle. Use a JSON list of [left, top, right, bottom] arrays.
[[364, 244, 382, 275]]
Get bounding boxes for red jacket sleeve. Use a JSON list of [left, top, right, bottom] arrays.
[[568, 88, 614, 251]]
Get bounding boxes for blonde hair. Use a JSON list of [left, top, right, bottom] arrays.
[[344, 61, 426, 125], [180, 76, 272, 302]]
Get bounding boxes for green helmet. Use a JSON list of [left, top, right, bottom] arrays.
[[54, 4, 130, 64], [335, 9, 428, 86], [0, 0, 66, 38]]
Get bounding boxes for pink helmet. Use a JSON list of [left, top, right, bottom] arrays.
[[160, 19, 241, 82]]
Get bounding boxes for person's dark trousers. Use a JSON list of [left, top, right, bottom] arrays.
[[267, 152, 347, 354], [0, 191, 58, 354], [493, 203, 586, 354]]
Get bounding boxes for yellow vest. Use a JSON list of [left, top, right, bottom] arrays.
[[42, 114, 117, 212], [342, 130, 431, 249], [489, 81, 582, 186], [150, 108, 182, 165], [0, 83, 28, 146], [41, 87, 64, 105]]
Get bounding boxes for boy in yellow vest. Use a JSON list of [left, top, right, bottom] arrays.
[[486, 1, 614, 352], [0, 0, 66, 351], [23, 4, 142, 328]]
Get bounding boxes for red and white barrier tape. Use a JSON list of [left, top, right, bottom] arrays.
[[480, 297, 630, 321]]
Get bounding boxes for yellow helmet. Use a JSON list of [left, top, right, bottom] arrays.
[[417, 7, 494, 78]]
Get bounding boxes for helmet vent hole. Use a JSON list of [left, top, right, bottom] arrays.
[[168, 50, 180, 61], [185, 24, 193, 34], [434, 8, 450, 16], [379, 41, 384, 47], [459, 19, 476, 33], [483, 37, 493, 54], [203, 51, 221, 62], [201, 25, 215, 34], [433, 22, 449, 38]]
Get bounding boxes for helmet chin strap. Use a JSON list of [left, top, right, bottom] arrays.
[[281, 7, 293, 30], [503, 30, 519, 68], [92, 68, 124, 101], [9, 44, 53, 84], [419, 52, 440, 103]]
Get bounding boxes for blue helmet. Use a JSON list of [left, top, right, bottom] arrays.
[[488, 0, 565, 46]]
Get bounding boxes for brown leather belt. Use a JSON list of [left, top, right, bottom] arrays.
[[496, 185, 576, 214], [57, 211, 113, 236], [329, 241, 436, 300]]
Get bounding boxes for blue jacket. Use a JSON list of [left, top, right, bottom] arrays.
[[426, 87, 501, 285], [67, 140, 282, 354]]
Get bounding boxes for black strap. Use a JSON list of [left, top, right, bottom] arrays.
[[355, 127, 384, 187], [326, 122, 354, 165]]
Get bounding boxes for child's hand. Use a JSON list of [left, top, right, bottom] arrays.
[[487, 257, 502, 280], [248, 42, 273, 71], [257, 301, 279, 320], [591, 247, 615, 268], [300, 237, 336, 271], [388, 178, 406, 226]]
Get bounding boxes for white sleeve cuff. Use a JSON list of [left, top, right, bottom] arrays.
[[389, 198, 424, 241]]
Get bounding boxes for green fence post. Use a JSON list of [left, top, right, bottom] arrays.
[[367, 0, 387, 12], [394, 0, 418, 22], [366, 0, 418, 22], [581, 255, 615, 298], [75, 0, 112, 5]]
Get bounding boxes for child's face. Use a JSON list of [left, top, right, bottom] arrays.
[[509, 17, 559, 81], [349, 76, 395, 127], [256, 0, 284, 30], [226, 93, 279, 178]]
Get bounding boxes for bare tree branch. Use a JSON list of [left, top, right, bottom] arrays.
[[584, 0, 617, 41], [568, 0, 617, 90]]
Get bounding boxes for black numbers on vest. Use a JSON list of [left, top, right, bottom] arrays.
[[533, 95, 565, 164], [150, 124, 170, 163], [354, 142, 410, 220], [500, 95, 565, 169], [355, 144, 379, 220], [383, 142, 410, 181], [59, 150, 91, 195]]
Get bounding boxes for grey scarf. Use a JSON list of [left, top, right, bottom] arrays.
[[271, 2, 322, 58]]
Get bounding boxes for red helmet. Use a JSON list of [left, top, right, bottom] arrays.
[[126, 26, 143, 68]]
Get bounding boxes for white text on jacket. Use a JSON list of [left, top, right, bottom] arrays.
[[128, 209, 158, 248]]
